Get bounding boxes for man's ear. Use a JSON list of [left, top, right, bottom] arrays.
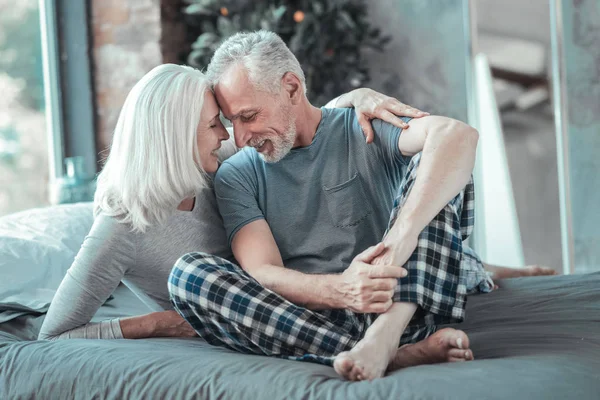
[[281, 72, 303, 105]]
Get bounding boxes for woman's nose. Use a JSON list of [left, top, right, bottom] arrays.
[[220, 126, 231, 141]]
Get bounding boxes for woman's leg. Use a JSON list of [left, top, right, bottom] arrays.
[[168, 252, 370, 365]]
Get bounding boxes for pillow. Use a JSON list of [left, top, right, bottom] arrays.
[[0, 202, 94, 323]]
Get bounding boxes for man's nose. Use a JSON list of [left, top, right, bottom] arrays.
[[233, 123, 251, 148]]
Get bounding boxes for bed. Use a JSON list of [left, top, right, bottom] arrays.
[[1, 204, 599, 399]]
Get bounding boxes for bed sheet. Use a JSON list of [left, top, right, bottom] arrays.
[[1, 273, 599, 399]]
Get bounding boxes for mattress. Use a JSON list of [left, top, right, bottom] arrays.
[[1, 273, 599, 399]]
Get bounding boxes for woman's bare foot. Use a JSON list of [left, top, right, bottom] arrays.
[[387, 328, 473, 371], [333, 335, 398, 381], [485, 264, 557, 280]]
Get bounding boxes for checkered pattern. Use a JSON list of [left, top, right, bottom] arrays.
[[169, 152, 492, 366]]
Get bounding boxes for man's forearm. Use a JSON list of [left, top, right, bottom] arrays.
[[391, 119, 479, 236], [249, 263, 344, 310]]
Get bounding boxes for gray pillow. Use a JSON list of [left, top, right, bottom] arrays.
[[0, 202, 94, 323]]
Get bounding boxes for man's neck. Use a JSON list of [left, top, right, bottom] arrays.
[[293, 100, 323, 148]]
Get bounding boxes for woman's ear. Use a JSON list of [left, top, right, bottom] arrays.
[[281, 72, 303, 105]]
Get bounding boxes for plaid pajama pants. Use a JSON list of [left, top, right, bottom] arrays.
[[168, 153, 493, 366]]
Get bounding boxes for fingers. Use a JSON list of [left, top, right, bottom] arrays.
[[377, 104, 430, 130], [366, 299, 393, 314], [357, 113, 375, 144], [371, 278, 398, 291], [379, 109, 410, 130], [370, 290, 396, 303], [389, 102, 429, 118], [369, 265, 407, 279], [356, 242, 386, 263]]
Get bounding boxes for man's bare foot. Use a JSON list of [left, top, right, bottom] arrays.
[[387, 328, 473, 371], [333, 335, 398, 381], [486, 264, 557, 280]]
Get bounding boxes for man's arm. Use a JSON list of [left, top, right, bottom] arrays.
[[231, 219, 405, 313], [231, 219, 340, 310], [374, 116, 479, 265]]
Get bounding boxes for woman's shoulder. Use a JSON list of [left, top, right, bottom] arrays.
[[75, 212, 137, 274], [91, 212, 138, 245]]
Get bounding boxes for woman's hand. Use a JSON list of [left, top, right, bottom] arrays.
[[119, 310, 198, 339], [152, 310, 198, 337], [330, 88, 430, 143]]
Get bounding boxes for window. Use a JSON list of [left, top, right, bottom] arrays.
[[0, 0, 49, 216]]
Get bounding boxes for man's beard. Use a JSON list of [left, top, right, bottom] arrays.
[[253, 109, 296, 163]]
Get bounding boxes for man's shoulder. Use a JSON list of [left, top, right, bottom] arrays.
[[320, 107, 362, 141], [324, 107, 405, 139], [214, 147, 258, 187]]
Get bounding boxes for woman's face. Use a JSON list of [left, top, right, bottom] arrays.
[[196, 91, 230, 173]]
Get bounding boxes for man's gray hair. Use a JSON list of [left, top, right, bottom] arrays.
[[207, 30, 306, 95]]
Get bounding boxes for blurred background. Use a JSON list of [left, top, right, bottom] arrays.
[[0, 0, 598, 275]]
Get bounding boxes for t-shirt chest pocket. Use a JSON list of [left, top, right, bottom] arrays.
[[323, 173, 372, 227]]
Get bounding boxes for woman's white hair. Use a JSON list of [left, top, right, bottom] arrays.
[[94, 63, 210, 233], [207, 30, 306, 94]]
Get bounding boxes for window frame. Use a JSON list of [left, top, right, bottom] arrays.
[[39, 0, 97, 183]]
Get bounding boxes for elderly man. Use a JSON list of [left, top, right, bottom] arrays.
[[168, 30, 554, 381]]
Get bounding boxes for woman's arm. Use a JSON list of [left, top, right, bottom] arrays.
[[325, 88, 430, 143], [38, 214, 132, 340], [37, 215, 193, 340]]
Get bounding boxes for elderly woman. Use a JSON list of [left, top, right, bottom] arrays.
[[38, 63, 426, 340]]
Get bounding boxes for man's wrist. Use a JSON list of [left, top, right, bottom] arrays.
[[323, 274, 347, 309], [387, 214, 422, 241]]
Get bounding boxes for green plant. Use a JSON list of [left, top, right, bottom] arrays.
[[183, 0, 390, 106]]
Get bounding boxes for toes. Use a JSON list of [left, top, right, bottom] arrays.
[[334, 353, 354, 379], [454, 331, 470, 350], [350, 363, 365, 381], [448, 348, 474, 361], [431, 328, 470, 351], [456, 337, 463, 349], [452, 332, 470, 350]]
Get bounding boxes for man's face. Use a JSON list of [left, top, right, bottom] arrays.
[[214, 65, 297, 163]]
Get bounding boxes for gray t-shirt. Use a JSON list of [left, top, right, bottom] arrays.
[[214, 108, 411, 274], [38, 141, 237, 340]]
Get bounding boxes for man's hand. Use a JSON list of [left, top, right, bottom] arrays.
[[349, 88, 429, 143], [337, 243, 407, 314], [372, 225, 420, 269]]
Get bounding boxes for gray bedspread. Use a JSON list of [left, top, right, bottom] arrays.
[[1, 272, 599, 399]]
